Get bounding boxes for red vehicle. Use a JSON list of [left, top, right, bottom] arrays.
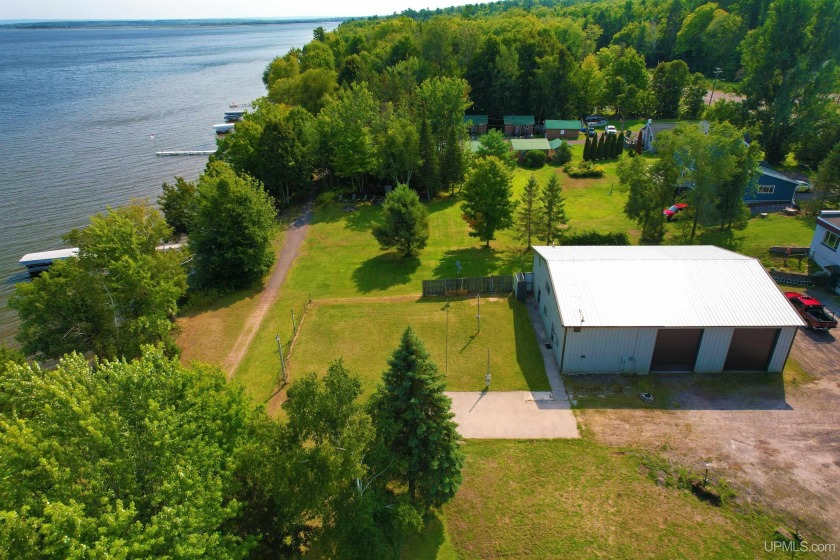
[[663, 203, 688, 221], [785, 292, 838, 331]]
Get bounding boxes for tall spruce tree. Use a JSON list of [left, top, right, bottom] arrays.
[[417, 116, 439, 201], [368, 327, 463, 507], [583, 136, 592, 161], [537, 174, 568, 245], [514, 175, 540, 247]]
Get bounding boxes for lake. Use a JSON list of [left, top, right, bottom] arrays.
[[0, 21, 339, 344]]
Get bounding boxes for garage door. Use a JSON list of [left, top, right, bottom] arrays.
[[650, 329, 704, 372], [724, 328, 780, 372]]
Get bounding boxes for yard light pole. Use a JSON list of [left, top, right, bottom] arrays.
[[708, 67, 722, 107], [703, 462, 712, 487]]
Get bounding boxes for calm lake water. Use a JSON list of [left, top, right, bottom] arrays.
[[0, 21, 338, 344]]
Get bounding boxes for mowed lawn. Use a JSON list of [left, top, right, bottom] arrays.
[[286, 297, 549, 396], [401, 440, 805, 560]]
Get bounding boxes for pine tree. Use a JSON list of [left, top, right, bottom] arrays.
[[439, 124, 466, 194], [583, 136, 592, 161], [368, 327, 463, 507], [597, 133, 606, 160], [514, 174, 540, 247], [537, 174, 568, 244], [417, 117, 439, 202]]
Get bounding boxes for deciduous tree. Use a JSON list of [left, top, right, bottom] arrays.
[[9, 203, 186, 360], [461, 156, 514, 247], [189, 161, 277, 291], [158, 176, 196, 238], [0, 349, 256, 557]]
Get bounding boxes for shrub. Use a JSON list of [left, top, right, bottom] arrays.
[[563, 160, 605, 178], [553, 141, 572, 165], [563, 230, 630, 245], [523, 150, 547, 168]]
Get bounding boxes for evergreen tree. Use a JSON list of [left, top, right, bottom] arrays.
[[439, 124, 466, 194], [514, 175, 540, 247], [583, 136, 592, 161], [372, 184, 430, 257], [597, 134, 606, 160], [368, 327, 463, 508], [417, 117, 439, 201], [537, 174, 568, 245]]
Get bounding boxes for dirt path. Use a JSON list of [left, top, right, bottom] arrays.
[[222, 204, 312, 378]]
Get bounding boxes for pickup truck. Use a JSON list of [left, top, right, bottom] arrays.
[[785, 292, 838, 331]]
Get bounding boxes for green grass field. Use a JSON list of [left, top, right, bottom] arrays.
[[286, 297, 549, 396], [399, 439, 805, 560]]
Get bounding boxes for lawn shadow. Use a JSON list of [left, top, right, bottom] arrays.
[[695, 228, 745, 252], [343, 203, 381, 232], [565, 371, 791, 411], [352, 252, 420, 293], [433, 247, 527, 279], [509, 295, 554, 392], [399, 510, 449, 560], [426, 193, 461, 214], [178, 286, 262, 318]]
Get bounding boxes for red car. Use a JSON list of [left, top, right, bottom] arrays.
[[663, 203, 688, 221]]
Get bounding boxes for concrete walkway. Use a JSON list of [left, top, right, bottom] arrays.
[[445, 297, 580, 439]]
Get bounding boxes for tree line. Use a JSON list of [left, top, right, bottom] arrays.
[[0, 328, 463, 559]]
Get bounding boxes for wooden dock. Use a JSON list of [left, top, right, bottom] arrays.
[[156, 150, 216, 157]]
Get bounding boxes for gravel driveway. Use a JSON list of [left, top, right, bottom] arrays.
[[567, 317, 840, 549]]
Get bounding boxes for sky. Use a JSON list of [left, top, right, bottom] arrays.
[[0, 0, 475, 21]]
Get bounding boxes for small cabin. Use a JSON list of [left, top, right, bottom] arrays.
[[504, 115, 535, 137], [463, 115, 488, 136], [19, 248, 79, 277], [544, 119, 581, 140]]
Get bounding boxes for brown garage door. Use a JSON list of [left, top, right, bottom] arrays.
[[724, 328, 780, 372], [650, 329, 704, 372]]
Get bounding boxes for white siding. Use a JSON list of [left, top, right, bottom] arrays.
[[694, 328, 733, 372], [810, 223, 840, 270], [562, 327, 657, 373], [532, 252, 565, 366], [768, 327, 797, 373]]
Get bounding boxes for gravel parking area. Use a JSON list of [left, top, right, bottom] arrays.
[[566, 318, 840, 549]]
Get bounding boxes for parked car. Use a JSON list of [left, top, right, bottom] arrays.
[[785, 292, 838, 330], [605, 125, 617, 135], [586, 126, 596, 137], [584, 115, 608, 127], [795, 180, 812, 193], [663, 203, 688, 221]]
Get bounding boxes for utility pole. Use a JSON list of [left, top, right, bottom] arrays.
[[476, 293, 481, 332], [708, 67, 722, 107], [291, 309, 297, 336], [275, 335, 288, 384]]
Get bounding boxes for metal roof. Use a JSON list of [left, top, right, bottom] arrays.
[[19, 248, 79, 265], [533, 245, 804, 328], [510, 138, 551, 151], [504, 115, 535, 125], [545, 119, 580, 130], [548, 138, 564, 150], [463, 115, 488, 125]]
